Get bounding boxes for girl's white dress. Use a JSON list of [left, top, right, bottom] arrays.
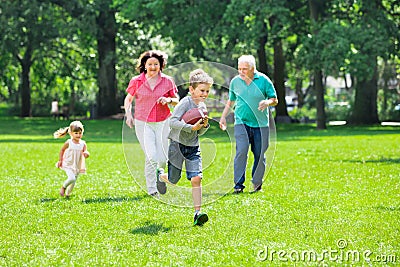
[[59, 139, 86, 174]]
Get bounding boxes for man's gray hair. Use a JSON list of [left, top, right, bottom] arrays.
[[238, 55, 257, 71]]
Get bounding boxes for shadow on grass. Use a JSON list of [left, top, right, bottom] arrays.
[[202, 192, 230, 198], [275, 124, 400, 141], [342, 157, 400, 164], [376, 205, 400, 212], [130, 221, 171, 235], [82, 195, 146, 204], [40, 198, 58, 203]]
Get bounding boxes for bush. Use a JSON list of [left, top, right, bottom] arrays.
[[326, 103, 351, 121], [288, 107, 317, 122]]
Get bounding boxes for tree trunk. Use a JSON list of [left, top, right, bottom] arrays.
[[309, 0, 327, 129], [273, 38, 290, 122], [381, 60, 390, 118], [69, 80, 76, 116], [96, 4, 118, 117], [18, 46, 33, 117], [348, 60, 379, 124], [314, 70, 326, 129], [266, 17, 290, 123], [295, 77, 304, 108], [256, 22, 268, 75]]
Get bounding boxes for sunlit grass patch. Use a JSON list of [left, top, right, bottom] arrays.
[[0, 118, 399, 266]]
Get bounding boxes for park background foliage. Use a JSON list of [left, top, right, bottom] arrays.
[[0, 1, 399, 265], [0, 0, 399, 127]]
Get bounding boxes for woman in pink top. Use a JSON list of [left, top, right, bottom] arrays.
[[124, 50, 179, 197]]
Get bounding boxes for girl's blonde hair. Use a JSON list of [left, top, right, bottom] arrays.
[[53, 121, 85, 138]]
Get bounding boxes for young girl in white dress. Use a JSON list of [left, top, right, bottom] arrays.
[[54, 121, 90, 197]]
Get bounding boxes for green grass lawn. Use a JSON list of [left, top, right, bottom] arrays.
[[0, 117, 399, 266]]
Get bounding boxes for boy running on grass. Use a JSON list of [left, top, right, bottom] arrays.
[[158, 68, 213, 226]]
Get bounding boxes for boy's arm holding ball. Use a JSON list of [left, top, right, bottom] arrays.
[[195, 116, 210, 137], [202, 116, 209, 128], [191, 115, 209, 131], [191, 118, 204, 131]]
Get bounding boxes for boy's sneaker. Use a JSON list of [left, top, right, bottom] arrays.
[[193, 213, 209, 226], [156, 168, 167, 194], [150, 192, 160, 199]]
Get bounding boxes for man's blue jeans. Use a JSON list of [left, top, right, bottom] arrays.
[[233, 124, 270, 189]]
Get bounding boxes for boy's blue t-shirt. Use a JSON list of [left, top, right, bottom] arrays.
[[229, 72, 277, 127]]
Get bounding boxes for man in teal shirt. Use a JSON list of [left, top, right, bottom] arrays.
[[219, 55, 278, 193]]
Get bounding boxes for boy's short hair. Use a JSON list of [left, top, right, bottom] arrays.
[[189, 69, 213, 88]]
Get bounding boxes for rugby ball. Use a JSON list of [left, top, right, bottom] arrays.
[[181, 108, 208, 125]]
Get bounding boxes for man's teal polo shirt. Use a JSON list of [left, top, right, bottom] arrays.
[[229, 72, 277, 127]]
